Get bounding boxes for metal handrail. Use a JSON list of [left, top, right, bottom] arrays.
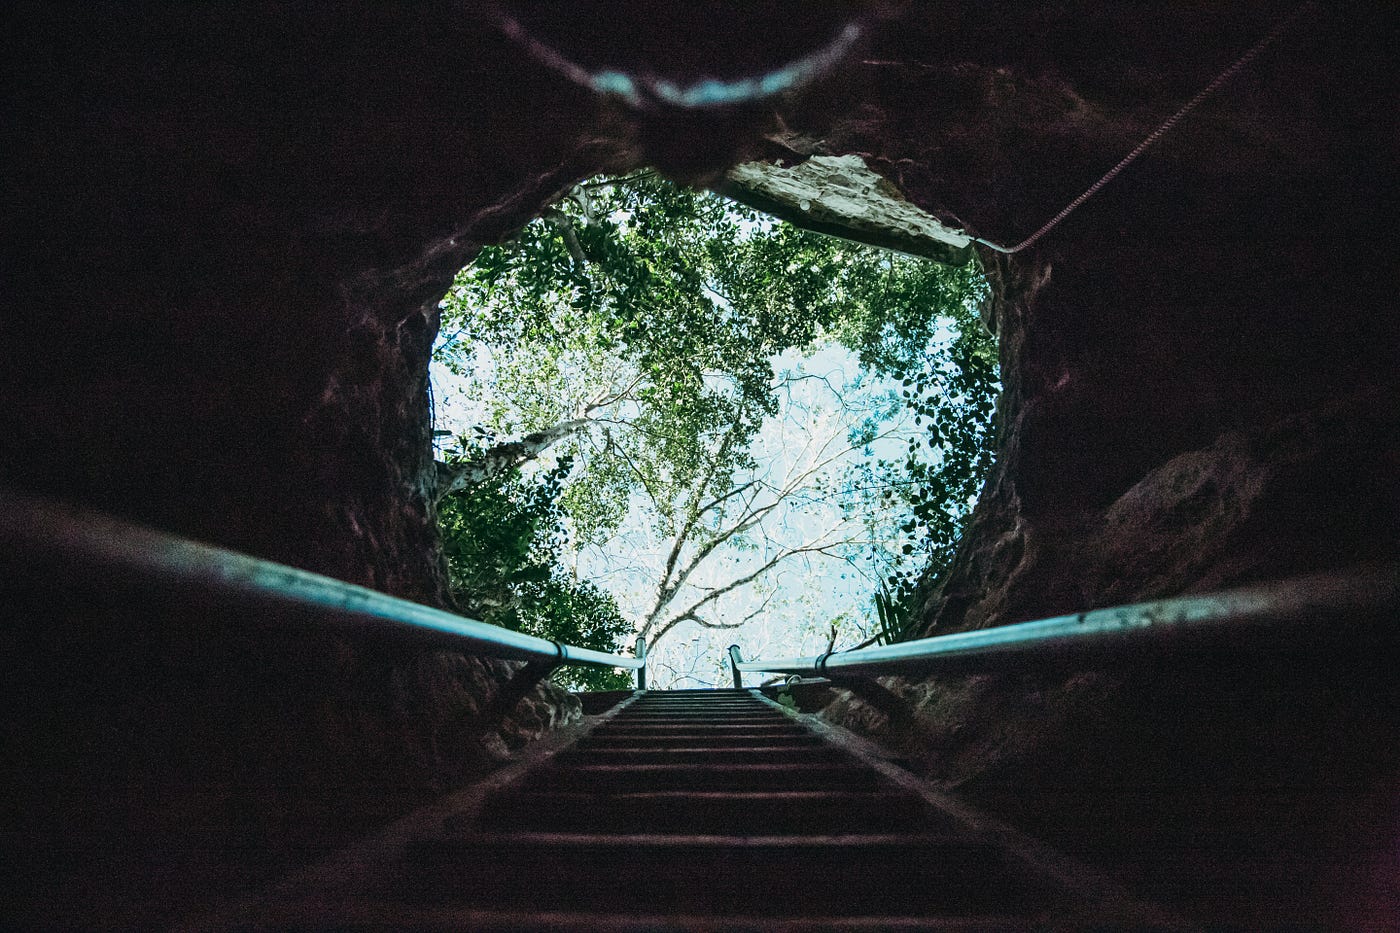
[[733, 565, 1399, 681], [0, 487, 645, 679]]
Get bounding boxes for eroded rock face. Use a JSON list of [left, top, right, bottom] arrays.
[[777, 6, 1398, 922], [9, 3, 884, 919], [697, 0, 1400, 625], [720, 154, 974, 264], [4, 1, 1398, 924], [4, 5, 627, 919]]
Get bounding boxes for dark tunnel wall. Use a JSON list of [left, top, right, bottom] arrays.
[[802, 1, 1400, 634], [777, 5, 1400, 923], [3, 1, 1398, 925], [3, 5, 642, 922]]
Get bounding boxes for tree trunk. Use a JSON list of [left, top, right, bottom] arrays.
[[435, 418, 592, 501]]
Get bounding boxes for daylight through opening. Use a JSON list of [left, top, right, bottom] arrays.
[[429, 167, 999, 690]]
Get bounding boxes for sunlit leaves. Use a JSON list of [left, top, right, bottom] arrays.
[[434, 170, 999, 662], [438, 456, 633, 691], [871, 274, 998, 608]]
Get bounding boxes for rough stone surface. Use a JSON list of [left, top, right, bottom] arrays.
[[2, 4, 628, 922], [721, 153, 973, 263], [784, 5, 1400, 923], [4, 1, 1398, 925]]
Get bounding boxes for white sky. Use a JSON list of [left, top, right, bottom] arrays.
[[428, 185, 980, 688], [430, 328, 955, 689]]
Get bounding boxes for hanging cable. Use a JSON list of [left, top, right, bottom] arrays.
[[972, 1, 1318, 255]]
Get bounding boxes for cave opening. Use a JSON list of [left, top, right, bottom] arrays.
[[425, 167, 999, 691], [4, 2, 1398, 927]]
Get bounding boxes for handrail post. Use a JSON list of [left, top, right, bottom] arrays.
[[728, 645, 744, 689], [635, 635, 647, 691]]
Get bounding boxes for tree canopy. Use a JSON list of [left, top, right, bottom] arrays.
[[432, 172, 998, 687], [437, 456, 633, 691]]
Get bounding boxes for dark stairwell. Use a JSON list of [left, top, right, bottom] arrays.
[[4, 2, 1399, 929], [233, 688, 1172, 929]]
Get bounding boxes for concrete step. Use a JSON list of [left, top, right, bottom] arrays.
[[553, 745, 854, 766], [473, 789, 957, 835], [576, 734, 826, 750], [227, 691, 1162, 931], [591, 723, 808, 735], [520, 761, 890, 792], [243, 901, 1045, 931], [626, 699, 768, 707], [621, 707, 779, 712], [622, 709, 771, 716], [610, 714, 789, 722], [400, 832, 1060, 917], [630, 697, 767, 706], [630, 697, 772, 706], [582, 732, 817, 747]]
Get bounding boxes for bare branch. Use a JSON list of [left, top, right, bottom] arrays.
[[647, 573, 782, 646], [542, 207, 589, 268], [642, 542, 836, 641], [435, 416, 593, 502], [647, 602, 761, 646], [644, 414, 748, 621]]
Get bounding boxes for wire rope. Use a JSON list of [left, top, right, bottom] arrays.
[[973, 1, 1318, 254]]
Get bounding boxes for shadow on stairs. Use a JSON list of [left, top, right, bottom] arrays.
[[209, 689, 1186, 931]]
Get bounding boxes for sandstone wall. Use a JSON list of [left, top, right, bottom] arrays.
[[4, 2, 1397, 924], [785, 6, 1399, 920]]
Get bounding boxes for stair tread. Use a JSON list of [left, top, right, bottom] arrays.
[[540, 761, 868, 772], [426, 831, 987, 847], [628, 702, 766, 707], [578, 744, 824, 752], [404, 833, 1059, 916], [630, 700, 772, 708], [591, 724, 807, 731], [629, 700, 767, 705], [490, 788, 919, 800], [229, 691, 1163, 931], [576, 734, 817, 739], [472, 785, 954, 834], [247, 901, 1044, 931], [559, 747, 848, 762], [616, 715, 786, 721], [590, 722, 812, 728]]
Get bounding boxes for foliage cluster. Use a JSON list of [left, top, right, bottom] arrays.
[[433, 171, 1000, 677], [437, 454, 633, 691], [855, 262, 998, 620]]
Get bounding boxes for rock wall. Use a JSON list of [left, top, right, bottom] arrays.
[[2, 4, 632, 921], [781, 5, 1400, 922], [786, 0, 1399, 726], [4, 2, 873, 921], [719, 153, 974, 265], [4, 1, 1397, 925]]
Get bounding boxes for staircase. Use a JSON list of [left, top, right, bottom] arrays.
[[233, 690, 1182, 931]]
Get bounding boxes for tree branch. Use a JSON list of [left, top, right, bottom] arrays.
[[642, 542, 834, 641], [434, 416, 593, 502], [647, 586, 778, 647], [644, 413, 748, 621], [542, 207, 589, 268]]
